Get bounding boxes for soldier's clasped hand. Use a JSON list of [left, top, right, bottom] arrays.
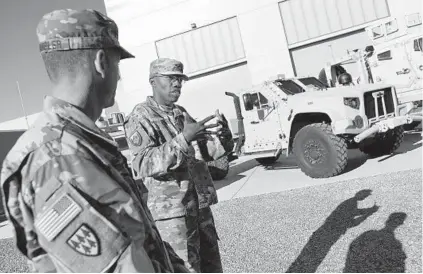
[[182, 113, 219, 143]]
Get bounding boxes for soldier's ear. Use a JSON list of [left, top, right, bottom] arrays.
[[94, 49, 107, 79], [149, 78, 156, 87]]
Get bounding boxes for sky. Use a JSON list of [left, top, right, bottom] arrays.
[[0, 0, 107, 123]]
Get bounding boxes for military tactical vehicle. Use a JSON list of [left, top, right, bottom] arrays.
[[0, 129, 26, 222], [319, 12, 422, 130], [225, 74, 420, 178]]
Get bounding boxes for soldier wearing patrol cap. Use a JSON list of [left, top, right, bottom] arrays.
[[124, 58, 234, 272], [0, 9, 189, 273]]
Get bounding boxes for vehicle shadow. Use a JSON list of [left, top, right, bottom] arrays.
[[214, 159, 258, 190], [286, 189, 379, 273], [343, 212, 408, 273], [264, 155, 299, 171], [343, 150, 368, 173], [376, 132, 422, 162]]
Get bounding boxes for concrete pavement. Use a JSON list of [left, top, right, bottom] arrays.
[[213, 168, 422, 273]]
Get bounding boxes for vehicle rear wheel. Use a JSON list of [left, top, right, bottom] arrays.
[[255, 157, 278, 166], [358, 126, 404, 157], [293, 123, 348, 178], [403, 121, 420, 131], [207, 155, 229, 181]]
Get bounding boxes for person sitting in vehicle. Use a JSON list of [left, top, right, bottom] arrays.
[[338, 72, 354, 86]]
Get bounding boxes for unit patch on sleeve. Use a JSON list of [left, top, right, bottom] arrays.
[[67, 224, 100, 256], [129, 132, 142, 146]]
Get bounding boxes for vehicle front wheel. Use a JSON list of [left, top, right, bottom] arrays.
[[358, 126, 404, 157], [403, 121, 420, 131], [293, 123, 348, 178]]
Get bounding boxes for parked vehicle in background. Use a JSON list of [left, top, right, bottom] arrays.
[[0, 129, 26, 222], [318, 12, 422, 131], [225, 74, 419, 178]]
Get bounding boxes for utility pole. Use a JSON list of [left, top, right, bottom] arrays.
[[16, 81, 29, 129]]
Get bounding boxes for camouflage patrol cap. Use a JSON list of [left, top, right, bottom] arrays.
[[149, 58, 188, 80], [37, 9, 134, 59]]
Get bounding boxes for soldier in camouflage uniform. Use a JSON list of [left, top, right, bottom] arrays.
[[124, 58, 234, 272], [0, 9, 189, 273]]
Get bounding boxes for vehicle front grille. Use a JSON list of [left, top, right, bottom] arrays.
[[363, 88, 395, 120]]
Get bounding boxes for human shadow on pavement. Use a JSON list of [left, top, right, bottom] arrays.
[[286, 189, 379, 273], [343, 212, 407, 273]]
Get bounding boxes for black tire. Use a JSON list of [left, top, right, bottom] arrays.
[[403, 121, 421, 131], [293, 123, 348, 178], [207, 155, 229, 181], [256, 157, 278, 166], [359, 126, 404, 157]]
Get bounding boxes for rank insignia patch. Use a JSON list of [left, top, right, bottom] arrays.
[[67, 224, 100, 256]]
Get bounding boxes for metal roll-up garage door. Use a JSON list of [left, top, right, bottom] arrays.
[[279, 0, 390, 78], [290, 30, 372, 78]]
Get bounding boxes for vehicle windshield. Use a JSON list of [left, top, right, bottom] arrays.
[[273, 80, 305, 95], [298, 77, 327, 90]]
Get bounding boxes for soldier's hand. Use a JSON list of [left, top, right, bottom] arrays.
[[182, 113, 219, 143]]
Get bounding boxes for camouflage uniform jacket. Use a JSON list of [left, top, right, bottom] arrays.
[[0, 96, 188, 273], [124, 97, 234, 221]]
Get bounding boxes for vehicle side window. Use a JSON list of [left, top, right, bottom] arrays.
[[275, 80, 305, 95], [377, 50, 392, 61], [258, 92, 269, 108], [249, 92, 269, 109], [414, 38, 422, 52]]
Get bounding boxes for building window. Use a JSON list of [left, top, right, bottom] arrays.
[[406, 13, 422, 27], [279, 0, 390, 45], [377, 50, 392, 61], [155, 17, 246, 75]]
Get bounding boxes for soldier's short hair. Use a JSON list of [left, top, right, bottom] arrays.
[[41, 49, 118, 83], [41, 50, 96, 83]]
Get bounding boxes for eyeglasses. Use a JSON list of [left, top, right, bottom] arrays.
[[157, 75, 186, 84]]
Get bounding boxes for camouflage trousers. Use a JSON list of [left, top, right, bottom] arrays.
[[155, 207, 223, 273]]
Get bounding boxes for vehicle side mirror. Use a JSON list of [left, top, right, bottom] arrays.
[[243, 93, 254, 111]]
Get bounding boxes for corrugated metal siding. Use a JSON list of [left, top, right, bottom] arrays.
[[155, 17, 246, 75], [279, 0, 390, 45]]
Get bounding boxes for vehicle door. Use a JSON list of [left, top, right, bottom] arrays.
[[241, 87, 284, 155]]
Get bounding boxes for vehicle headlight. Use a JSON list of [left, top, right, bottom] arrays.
[[344, 97, 360, 109]]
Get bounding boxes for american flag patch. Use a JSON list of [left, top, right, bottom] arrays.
[[34, 194, 82, 241]]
